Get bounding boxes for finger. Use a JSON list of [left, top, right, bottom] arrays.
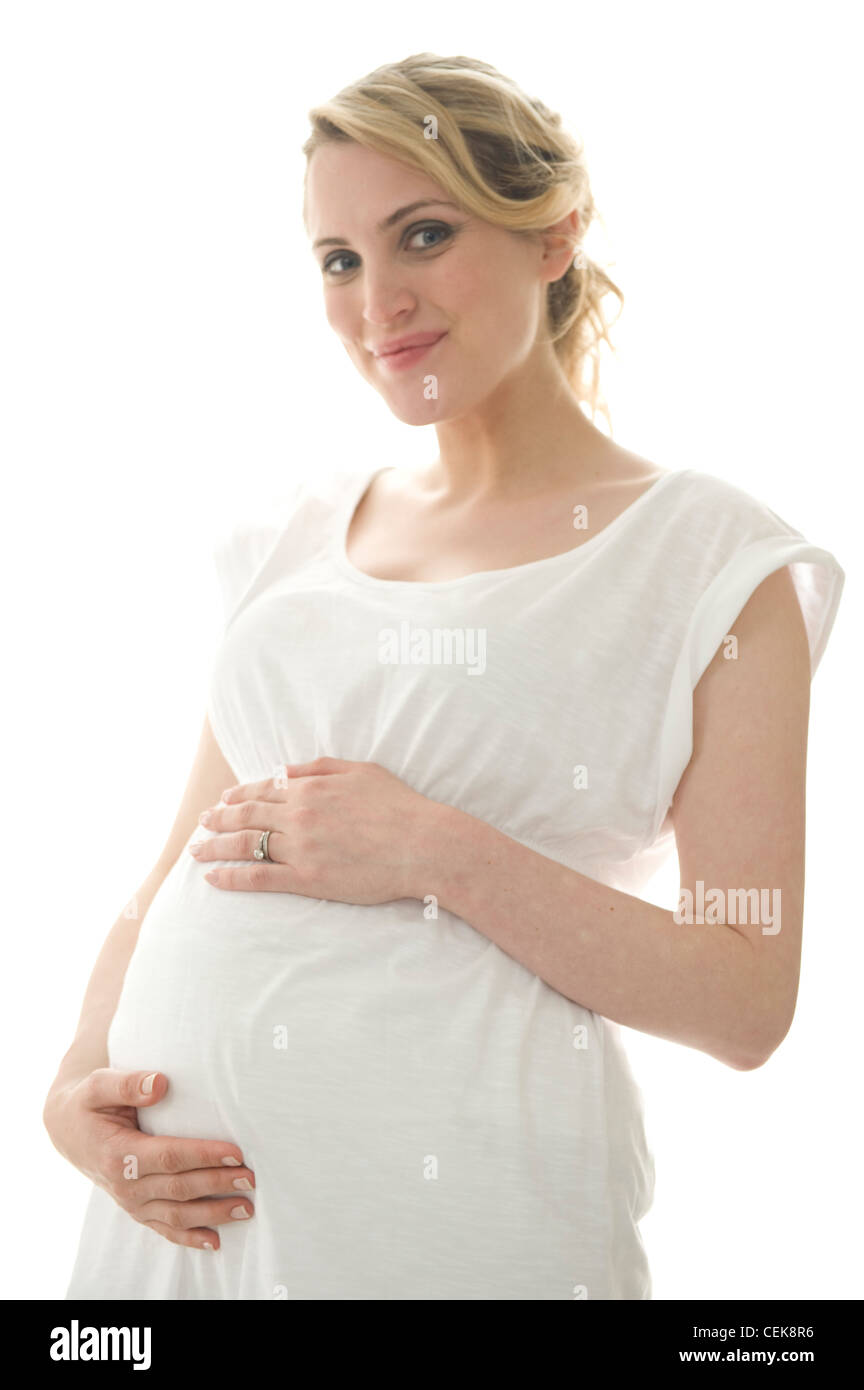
[[139, 1220, 221, 1251], [82, 1067, 169, 1111], [190, 828, 289, 864], [129, 1165, 255, 1205], [199, 801, 288, 835], [137, 1195, 254, 1231], [203, 861, 310, 894], [222, 756, 351, 804], [128, 1133, 247, 1180]]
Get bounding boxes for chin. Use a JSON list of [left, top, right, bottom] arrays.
[[363, 373, 451, 424], [381, 395, 452, 426]]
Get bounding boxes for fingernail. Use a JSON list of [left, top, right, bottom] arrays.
[[231, 1205, 252, 1219], [141, 1072, 157, 1095], [221, 1156, 242, 1167], [188, 842, 202, 856], [199, 810, 213, 826], [202, 1242, 215, 1250], [232, 1177, 253, 1191]]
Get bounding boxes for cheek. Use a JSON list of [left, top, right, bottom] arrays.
[[440, 254, 536, 339], [323, 292, 354, 338], [432, 255, 495, 314], [323, 294, 376, 376]]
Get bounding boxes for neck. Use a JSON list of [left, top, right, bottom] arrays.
[[430, 348, 609, 500]]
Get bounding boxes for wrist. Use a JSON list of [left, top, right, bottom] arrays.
[[408, 798, 499, 913], [43, 1081, 75, 1154], [45, 1052, 95, 1120]]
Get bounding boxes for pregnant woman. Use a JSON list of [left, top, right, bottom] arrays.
[[47, 53, 844, 1301]]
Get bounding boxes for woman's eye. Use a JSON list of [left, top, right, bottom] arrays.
[[404, 223, 452, 252], [322, 252, 358, 276], [321, 224, 453, 278]]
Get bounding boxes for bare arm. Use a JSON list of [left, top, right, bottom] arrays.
[[429, 566, 810, 1070], [43, 713, 259, 1252], [46, 711, 235, 1102]]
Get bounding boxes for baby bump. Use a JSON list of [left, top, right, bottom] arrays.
[[108, 848, 387, 1145], [108, 845, 611, 1192]]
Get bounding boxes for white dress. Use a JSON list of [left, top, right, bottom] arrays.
[[65, 465, 844, 1300]]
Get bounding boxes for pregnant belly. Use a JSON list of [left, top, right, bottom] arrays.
[[106, 835, 646, 1297]]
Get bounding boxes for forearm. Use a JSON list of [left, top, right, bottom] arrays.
[[426, 804, 770, 1069], [47, 864, 167, 1101]]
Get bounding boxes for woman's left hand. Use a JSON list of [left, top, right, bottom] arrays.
[[188, 756, 455, 906]]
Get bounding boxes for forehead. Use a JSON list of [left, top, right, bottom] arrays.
[[305, 142, 450, 240]]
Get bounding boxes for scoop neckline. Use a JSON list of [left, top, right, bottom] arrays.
[[333, 463, 690, 590]]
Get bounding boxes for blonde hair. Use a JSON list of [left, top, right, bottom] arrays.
[[302, 53, 622, 427]]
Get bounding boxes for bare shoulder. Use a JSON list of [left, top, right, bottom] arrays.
[[573, 440, 672, 520], [596, 439, 671, 488]]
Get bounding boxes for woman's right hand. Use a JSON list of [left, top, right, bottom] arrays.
[[44, 1068, 255, 1251]]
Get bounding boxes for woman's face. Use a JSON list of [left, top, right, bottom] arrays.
[[305, 141, 559, 425]]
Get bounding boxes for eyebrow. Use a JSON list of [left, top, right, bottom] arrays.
[[312, 200, 461, 251]]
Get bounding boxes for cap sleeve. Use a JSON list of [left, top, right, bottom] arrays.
[[211, 483, 305, 631], [655, 534, 845, 827]]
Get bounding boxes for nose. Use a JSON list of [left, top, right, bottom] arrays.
[[360, 262, 418, 327]]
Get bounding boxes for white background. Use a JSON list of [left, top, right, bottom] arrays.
[[2, 0, 860, 1300]]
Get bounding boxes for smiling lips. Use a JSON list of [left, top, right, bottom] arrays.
[[372, 331, 447, 371]]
